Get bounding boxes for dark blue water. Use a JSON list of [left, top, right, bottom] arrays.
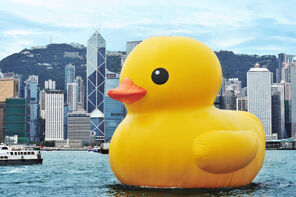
[[0, 150, 295, 197]]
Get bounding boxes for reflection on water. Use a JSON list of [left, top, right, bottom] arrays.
[[106, 183, 265, 197]]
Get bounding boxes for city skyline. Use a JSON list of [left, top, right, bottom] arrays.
[[1, 0, 296, 61]]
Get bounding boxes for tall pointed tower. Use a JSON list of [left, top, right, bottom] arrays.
[[87, 31, 106, 142]]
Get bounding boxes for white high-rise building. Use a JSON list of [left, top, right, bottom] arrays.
[[290, 65, 296, 137], [45, 79, 56, 90], [67, 83, 78, 111], [247, 64, 273, 139], [45, 90, 64, 141]]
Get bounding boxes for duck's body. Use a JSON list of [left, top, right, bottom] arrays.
[[110, 107, 265, 188], [108, 36, 265, 188]]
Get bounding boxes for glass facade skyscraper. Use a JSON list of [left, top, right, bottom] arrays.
[[25, 75, 40, 143], [87, 31, 106, 142], [5, 98, 29, 144], [65, 64, 75, 91], [105, 72, 124, 141], [25, 80, 40, 142]]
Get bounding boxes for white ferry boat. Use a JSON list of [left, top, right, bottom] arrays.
[[0, 145, 42, 166]]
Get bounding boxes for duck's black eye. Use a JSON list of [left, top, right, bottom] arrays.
[[151, 68, 169, 85]]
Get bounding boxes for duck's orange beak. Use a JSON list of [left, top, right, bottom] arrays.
[[107, 78, 146, 104]]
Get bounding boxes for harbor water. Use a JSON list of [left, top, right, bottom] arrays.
[[0, 150, 295, 197]]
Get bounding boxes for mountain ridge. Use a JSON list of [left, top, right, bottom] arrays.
[[0, 43, 278, 89]]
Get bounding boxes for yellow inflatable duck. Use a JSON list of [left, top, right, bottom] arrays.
[[108, 36, 265, 188]]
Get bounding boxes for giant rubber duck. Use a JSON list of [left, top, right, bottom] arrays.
[[108, 36, 265, 188]]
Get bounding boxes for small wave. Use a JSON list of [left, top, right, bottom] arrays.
[[0, 168, 25, 174]]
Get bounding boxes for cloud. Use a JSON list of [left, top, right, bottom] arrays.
[[0, 0, 296, 60], [213, 37, 255, 48], [0, 40, 33, 59], [4, 30, 40, 36]]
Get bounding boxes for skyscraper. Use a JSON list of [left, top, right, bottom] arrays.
[[126, 41, 141, 55], [104, 72, 124, 141], [278, 53, 286, 82], [67, 82, 78, 112], [75, 76, 84, 111], [45, 90, 64, 141], [65, 63, 75, 91], [25, 77, 40, 142], [67, 111, 90, 145], [39, 90, 46, 118], [0, 78, 18, 102], [290, 65, 296, 137], [271, 84, 285, 139], [281, 62, 291, 83], [247, 64, 273, 139], [0, 78, 18, 142], [87, 31, 106, 142], [221, 86, 236, 110], [5, 98, 29, 144]]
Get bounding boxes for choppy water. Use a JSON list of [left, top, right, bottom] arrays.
[[0, 150, 295, 197]]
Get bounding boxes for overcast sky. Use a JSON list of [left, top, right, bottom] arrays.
[[0, 0, 296, 60]]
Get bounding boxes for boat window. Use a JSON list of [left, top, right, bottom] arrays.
[[4, 156, 8, 159], [24, 152, 27, 155], [28, 152, 31, 155], [31, 152, 35, 155], [21, 152, 23, 155], [14, 152, 17, 155], [18, 152, 20, 155], [10, 152, 13, 155], [1, 147, 8, 150], [0, 156, 2, 159]]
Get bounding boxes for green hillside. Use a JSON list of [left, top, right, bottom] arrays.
[[0, 44, 278, 89]]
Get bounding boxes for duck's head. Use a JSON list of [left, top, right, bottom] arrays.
[[108, 36, 222, 113]]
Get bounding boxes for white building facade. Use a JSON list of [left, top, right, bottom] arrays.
[[45, 90, 64, 141], [247, 67, 273, 139], [45, 79, 56, 90]]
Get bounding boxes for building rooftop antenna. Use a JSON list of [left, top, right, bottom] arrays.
[[92, 9, 95, 32], [98, 10, 101, 33]]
